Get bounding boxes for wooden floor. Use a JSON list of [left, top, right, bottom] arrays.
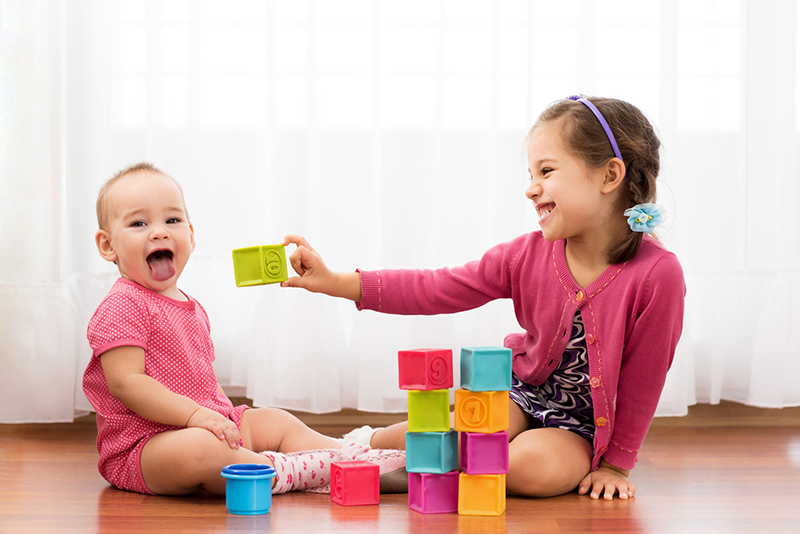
[[1, 417, 799, 533]]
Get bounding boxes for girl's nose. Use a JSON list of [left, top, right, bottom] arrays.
[[525, 179, 540, 200]]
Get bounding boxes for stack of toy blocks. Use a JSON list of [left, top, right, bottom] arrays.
[[400, 349, 461, 514], [455, 347, 512, 516]]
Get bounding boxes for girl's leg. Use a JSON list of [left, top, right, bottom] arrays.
[[239, 407, 341, 453], [140, 427, 273, 496], [506, 427, 592, 497]]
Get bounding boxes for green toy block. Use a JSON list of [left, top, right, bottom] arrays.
[[232, 245, 288, 287], [408, 389, 451, 433]]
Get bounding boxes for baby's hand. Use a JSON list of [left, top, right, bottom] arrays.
[[186, 407, 240, 449], [578, 464, 636, 501]]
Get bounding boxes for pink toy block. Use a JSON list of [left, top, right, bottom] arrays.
[[398, 348, 453, 391], [330, 461, 379, 506], [460, 431, 509, 475], [408, 471, 460, 514]]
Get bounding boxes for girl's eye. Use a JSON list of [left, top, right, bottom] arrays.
[[541, 168, 554, 177]]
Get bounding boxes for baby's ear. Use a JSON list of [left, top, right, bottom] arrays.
[[95, 230, 118, 263]]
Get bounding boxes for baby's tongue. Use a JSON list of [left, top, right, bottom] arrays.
[[147, 253, 176, 281]]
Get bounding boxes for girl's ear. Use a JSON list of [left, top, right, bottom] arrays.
[[601, 157, 626, 194], [95, 230, 118, 263]]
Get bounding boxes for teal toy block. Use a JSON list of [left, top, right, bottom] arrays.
[[232, 245, 288, 287], [460, 347, 512, 392], [405, 431, 458, 474], [408, 389, 450, 432]]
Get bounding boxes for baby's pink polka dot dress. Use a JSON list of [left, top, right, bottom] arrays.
[[83, 278, 248, 494]]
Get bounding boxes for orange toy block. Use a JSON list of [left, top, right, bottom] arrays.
[[453, 389, 509, 433], [457, 473, 506, 516]]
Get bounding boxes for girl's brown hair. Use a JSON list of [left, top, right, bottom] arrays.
[[532, 96, 661, 264]]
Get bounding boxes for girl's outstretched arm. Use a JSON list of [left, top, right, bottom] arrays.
[[577, 459, 636, 500], [281, 234, 362, 302], [100, 345, 241, 449]]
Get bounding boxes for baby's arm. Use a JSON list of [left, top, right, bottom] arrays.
[[577, 459, 636, 500], [281, 234, 361, 301], [100, 345, 241, 449]]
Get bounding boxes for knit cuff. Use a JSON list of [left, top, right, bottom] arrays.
[[600, 441, 639, 471], [355, 269, 382, 311]]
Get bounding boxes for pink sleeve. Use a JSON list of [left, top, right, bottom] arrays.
[[604, 253, 686, 470], [356, 237, 525, 315], [87, 291, 149, 358]]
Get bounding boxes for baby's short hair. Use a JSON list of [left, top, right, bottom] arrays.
[[96, 162, 189, 230]]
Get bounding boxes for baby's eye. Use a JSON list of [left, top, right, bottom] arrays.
[[129, 221, 146, 227], [166, 217, 182, 224]]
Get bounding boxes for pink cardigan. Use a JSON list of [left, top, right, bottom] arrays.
[[357, 231, 685, 471]]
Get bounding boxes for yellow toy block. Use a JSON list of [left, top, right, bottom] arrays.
[[408, 389, 451, 432], [458, 473, 506, 516], [232, 245, 288, 287], [453, 389, 508, 433]]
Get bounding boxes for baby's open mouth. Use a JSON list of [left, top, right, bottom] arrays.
[[147, 249, 176, 281]]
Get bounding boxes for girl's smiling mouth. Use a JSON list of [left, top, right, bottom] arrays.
[[536, 203, 555, 221]]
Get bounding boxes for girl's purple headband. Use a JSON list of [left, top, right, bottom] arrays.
[[566, 95, 627, 181]]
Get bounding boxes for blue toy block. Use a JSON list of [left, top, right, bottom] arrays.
[[408, 471, 460, 514], [460, 347, 512, 392], [405, 431, 458, 474], [460, 431, 509, 475]]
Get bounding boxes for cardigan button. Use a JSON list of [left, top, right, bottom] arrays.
[[590, 377, 600, 388], [596, 417, 608, 427], [598, 446, 608, 455], [587, 333, 596, 344], [576, 290, 585, 302]]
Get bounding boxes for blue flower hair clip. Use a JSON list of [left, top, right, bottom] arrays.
[[624, 204, 664, 234]]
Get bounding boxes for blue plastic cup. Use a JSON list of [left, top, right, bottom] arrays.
[[221, 464, 277, 515]]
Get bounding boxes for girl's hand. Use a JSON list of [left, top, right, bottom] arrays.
[[186, 407, 241, 449], [281, 234, 362, 301], [578, 461, 636, 500]]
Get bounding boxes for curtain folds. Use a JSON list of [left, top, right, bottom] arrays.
[[0, 0, 797, 422]]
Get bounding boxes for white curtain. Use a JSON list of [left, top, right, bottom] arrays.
[[1, 0, 798, 423]]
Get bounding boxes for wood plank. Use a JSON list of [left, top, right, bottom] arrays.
[[1, 422, 799, 533]]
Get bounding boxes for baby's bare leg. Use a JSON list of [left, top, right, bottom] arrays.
[[140, 427, 273, 495], [506, 427, 592, 498], [239, 407, 341, 453]]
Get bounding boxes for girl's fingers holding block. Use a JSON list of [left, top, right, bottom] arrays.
[[283, 234, 314, 252]]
